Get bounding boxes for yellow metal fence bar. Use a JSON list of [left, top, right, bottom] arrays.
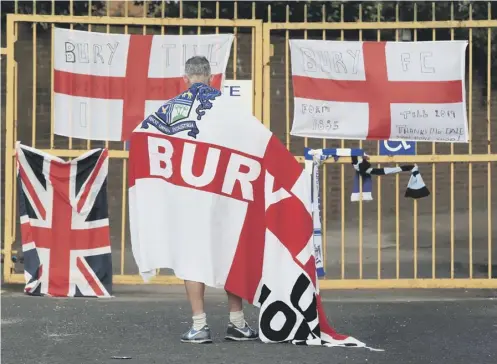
[[104, 1, 110, 151], [487, 2, 493, 279], [267, 19, 497, 30], [468, 4, 474, 279], [340, 3, 346, 280], [395, 3, 402, 280], [10, 9, 19, 251], [11, 59, 18, 248], [321, 4, 327, 277], [9, 0, 19, 255], [295, 154, 497, 163], [31, 1, 37, 147], [262, 6, 271, 129], [9, 14, 260, 27], [23, 149, 497, 162], [430, 2, 436, 280], [412, 6, 419, 280], [50, 2, 55, 149], [233, 1, 237, 81], [68, 0, 74, 150], [284, 6, 290, 150], [250, 2, 254, 115], [119, 0, 130, 276], [86, 1, 92, 151], [376, 3, 382, 280], [5, 273, 497, 289], [3, 15, 16, 281], [450, 2, 455, 279], [253, 3, 263, 121], [303, 4, 308, 150]]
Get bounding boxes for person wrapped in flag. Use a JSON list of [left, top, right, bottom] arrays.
[[129, 56, 372, 349], [131, 55, 259, 344]]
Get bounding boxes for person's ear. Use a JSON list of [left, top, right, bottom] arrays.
[[209, 75, 214, 85], [183, 75, 189, 87]]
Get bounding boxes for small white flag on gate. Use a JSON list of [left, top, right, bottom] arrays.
[[53, 28, 234, 141], [289, 40, 468, 143]]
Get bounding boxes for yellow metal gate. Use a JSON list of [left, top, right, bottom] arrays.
[[2, 12, 263, 285], [262, 4, 497, 288], [2, 1, 497, 289]]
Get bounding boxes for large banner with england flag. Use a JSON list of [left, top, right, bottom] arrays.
[[289, 40, 468, 142], [53, 28, 233, 141]]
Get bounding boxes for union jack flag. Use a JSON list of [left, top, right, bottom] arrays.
[[16, 143, 112, 297]]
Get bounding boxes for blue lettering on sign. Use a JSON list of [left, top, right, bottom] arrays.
[[230, 86, 240, 96], [223, 85, 241, 97], [379, 140, 416, 156]]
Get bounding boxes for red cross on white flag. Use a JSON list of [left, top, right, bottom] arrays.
[[54, 28, 234, 142], [289, 40, 468, 143]]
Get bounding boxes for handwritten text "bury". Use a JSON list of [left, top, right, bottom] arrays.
[[65, 41, 119, 65], [301, 48, 361, 74]]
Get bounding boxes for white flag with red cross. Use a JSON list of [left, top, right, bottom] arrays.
[[289, 40, 468, 143], [54, 28, 234, 142]]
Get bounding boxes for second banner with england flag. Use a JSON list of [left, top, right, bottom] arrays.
[[289, 40, 468, 143], [54, 28, 233, 142]]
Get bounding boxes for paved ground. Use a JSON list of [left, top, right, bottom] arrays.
[[1, 286, 497, 364]]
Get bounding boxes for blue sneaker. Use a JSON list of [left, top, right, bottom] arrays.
[[225, 322, 259, 341], [180, 325, 213, 344]]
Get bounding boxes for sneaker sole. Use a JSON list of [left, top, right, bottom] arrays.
[[224, 336, 259, 342], [180, 339, 213, 344]]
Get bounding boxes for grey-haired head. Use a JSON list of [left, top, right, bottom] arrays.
[[183, 56, 213, 87]]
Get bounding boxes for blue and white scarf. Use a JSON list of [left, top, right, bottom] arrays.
[[305, 148, 430, 277]]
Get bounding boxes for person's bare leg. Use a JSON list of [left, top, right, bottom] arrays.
[[226, 290, 243, 312], [181, 280, 212, 343], [224, 290, 258, 340], [184, 280, 205, 315], [184, 280, 208, 331], [226, 290, 246, 328]]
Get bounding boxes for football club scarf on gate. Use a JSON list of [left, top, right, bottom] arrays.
[[351, 156, 430, 201], [16, 143, 112, 297], [306, 148, 430, 202], [129, 83, 381, 350], [304, 148, 365, 277]]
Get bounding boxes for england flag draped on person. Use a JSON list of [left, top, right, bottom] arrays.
[[128, 55, 371, 349]]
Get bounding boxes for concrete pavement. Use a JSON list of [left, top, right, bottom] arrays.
[[1, 285, 496, 364]]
